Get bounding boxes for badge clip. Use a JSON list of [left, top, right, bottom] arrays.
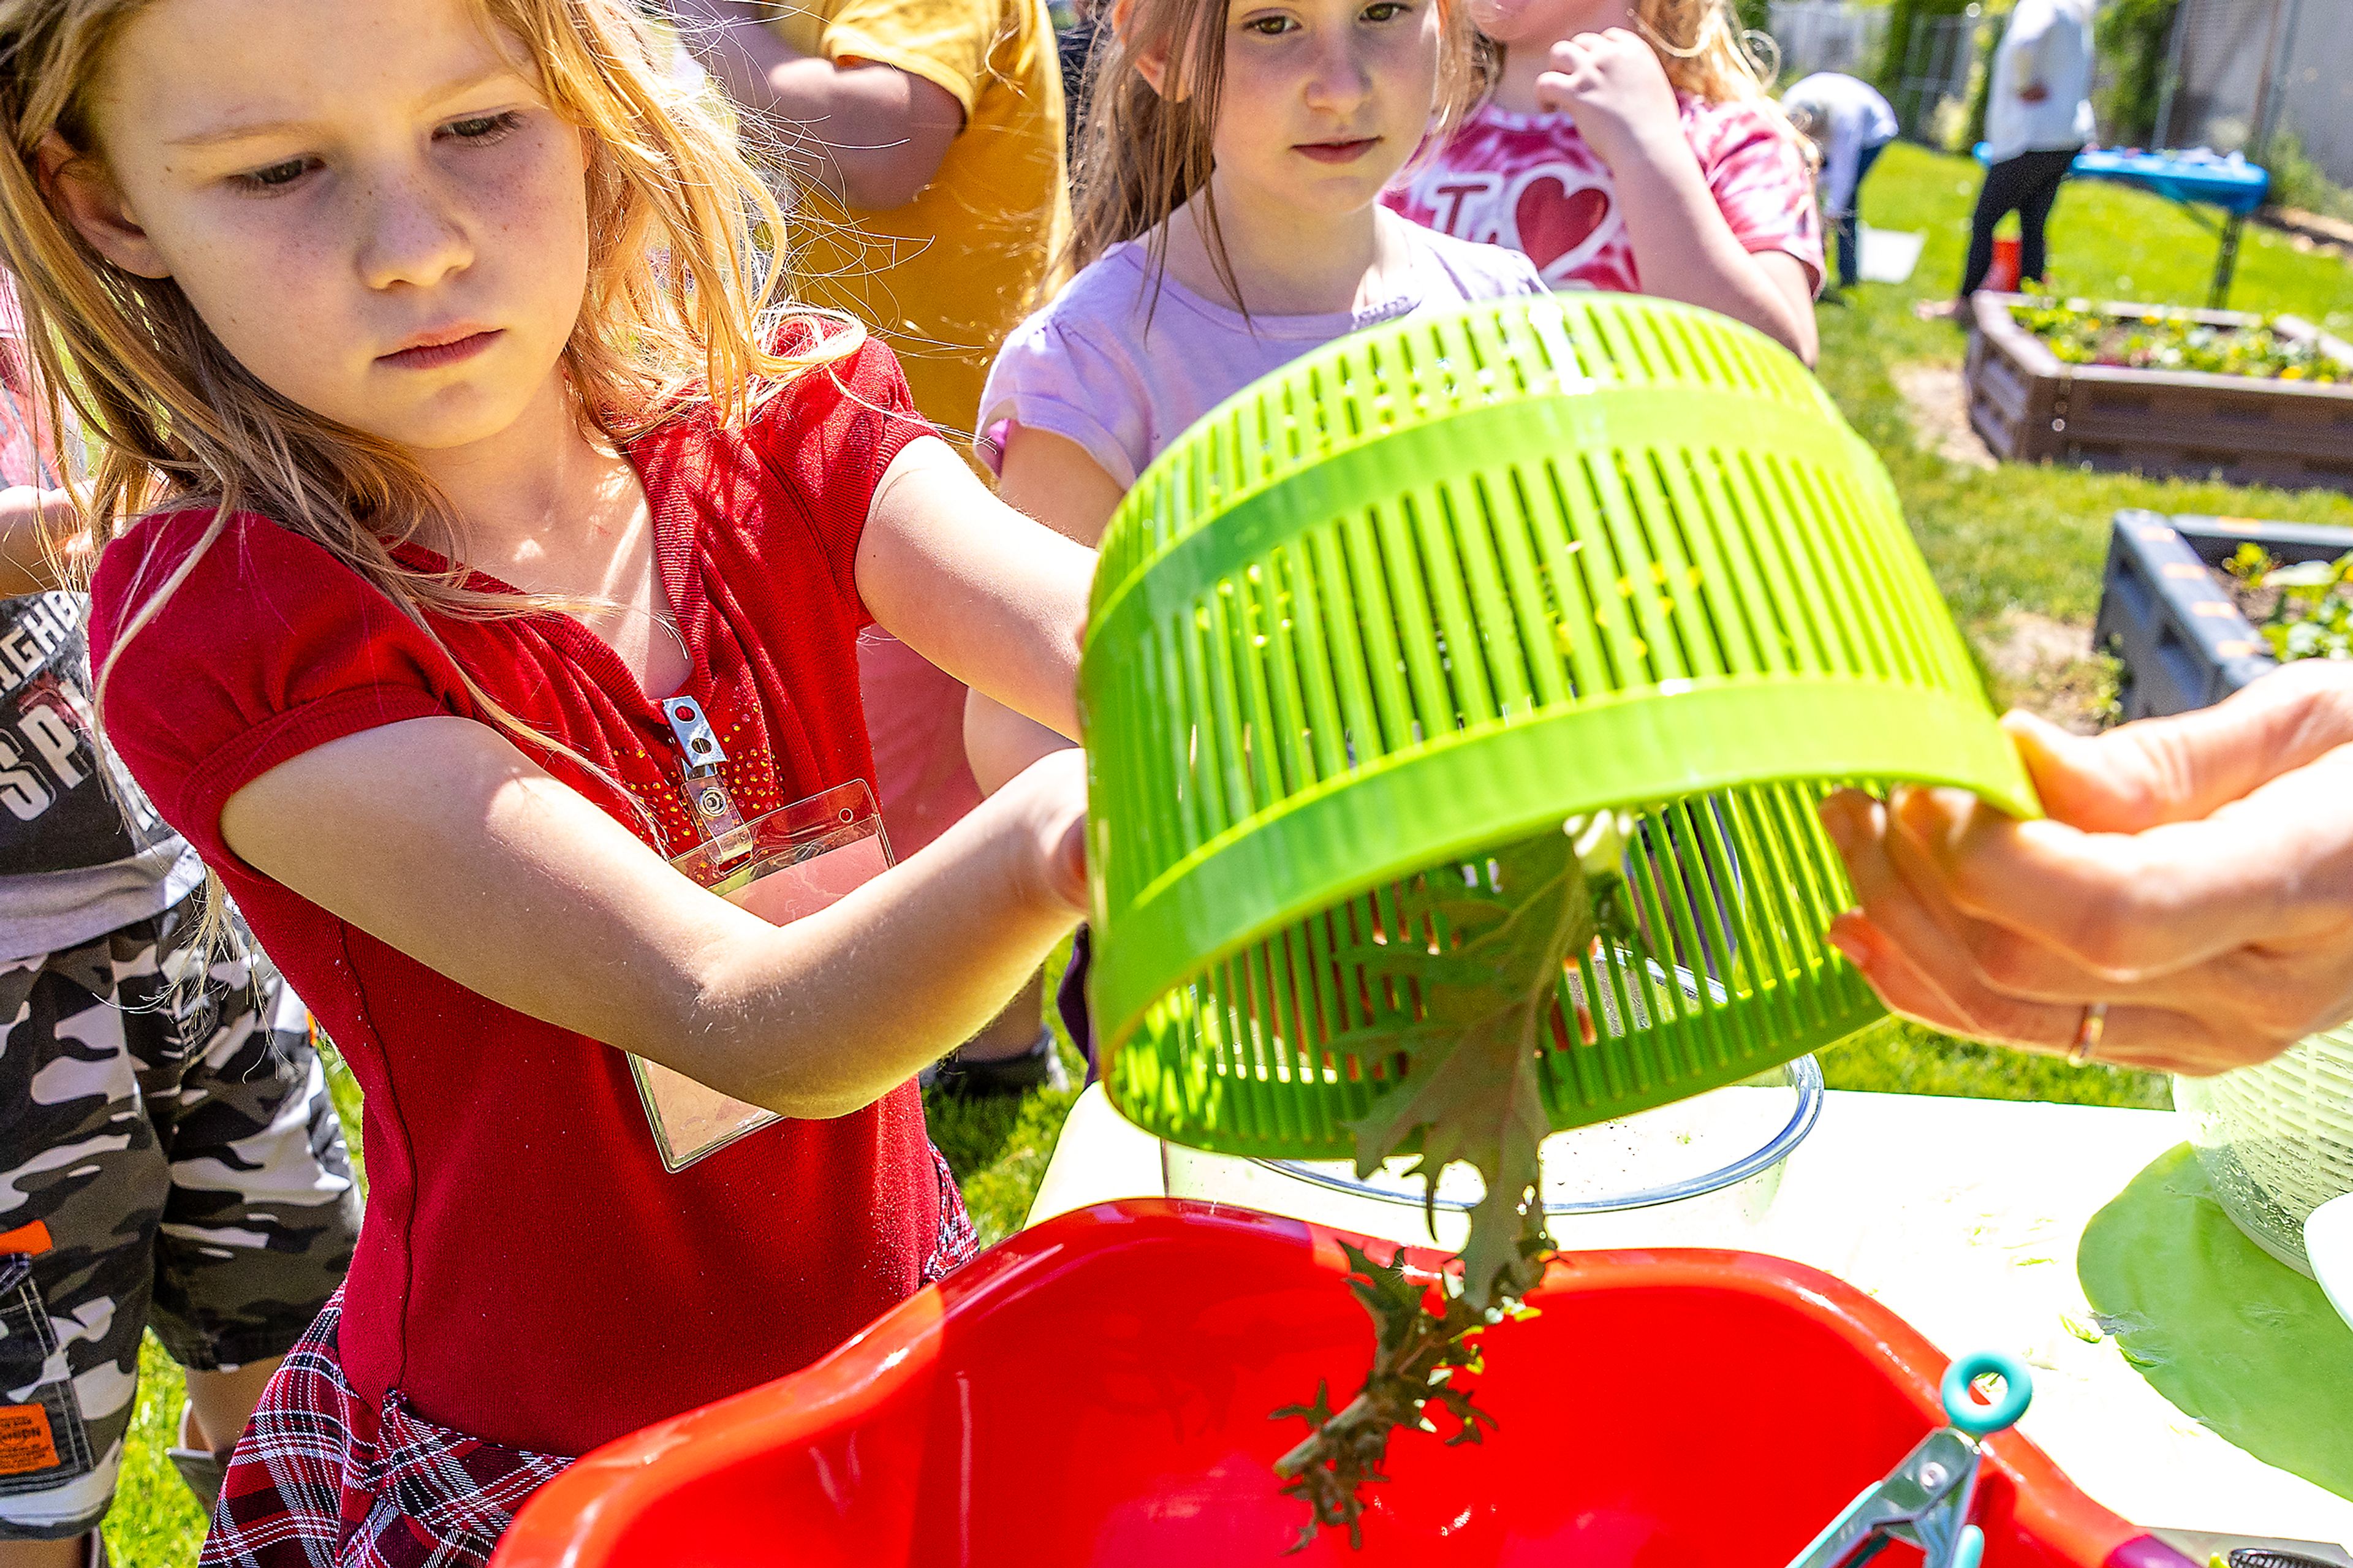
[[661, 697, 751, 861]]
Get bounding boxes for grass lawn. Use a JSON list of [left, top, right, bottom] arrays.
[[100, 143, 2353, 1564], [1821, 144, 2353, 638]]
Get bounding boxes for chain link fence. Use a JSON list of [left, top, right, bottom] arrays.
[[1892, 6, 1984, 146], [2156, 0, 2352, 189], [1764, 0, 1890, 81], [1755, 0, 1979, 146]]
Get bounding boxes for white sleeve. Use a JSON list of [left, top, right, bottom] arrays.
[[1822, 111, 1865, 215], [2004, 0, 2056, 88]]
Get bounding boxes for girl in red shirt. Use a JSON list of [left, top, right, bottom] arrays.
[[0, 0, 1094, 1561]]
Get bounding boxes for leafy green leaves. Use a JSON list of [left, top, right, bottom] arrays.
[[1270, 1238, 1531, 1551], [1343, 830, 1582, 1308], [2012, 295, 2346, 383], [1272, 814, 1653, 1549], [2226, 542, 2353, 664]]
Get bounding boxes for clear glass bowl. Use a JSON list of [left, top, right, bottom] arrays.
[[1161, 1056, 1822, 1254], [2176, 1023, 2353, 1276]]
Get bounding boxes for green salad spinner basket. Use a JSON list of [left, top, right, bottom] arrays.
[[1078, 294, 2036, 1161]]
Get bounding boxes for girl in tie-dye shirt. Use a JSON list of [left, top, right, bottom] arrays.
[[1387, 0, 1824, 362]]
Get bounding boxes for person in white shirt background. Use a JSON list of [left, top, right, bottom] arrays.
[[1783, 70, 1898, 294], [1917, 0, 2094, 320]]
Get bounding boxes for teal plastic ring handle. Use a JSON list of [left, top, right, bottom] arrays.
[[1941, 1350, 2032, 1437]]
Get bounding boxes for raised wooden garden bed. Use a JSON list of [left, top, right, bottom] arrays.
[[2093, 509, 2353, 720], [1967, 295, 2353, 492]]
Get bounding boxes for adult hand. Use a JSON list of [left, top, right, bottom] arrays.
[[1534, 28, 1684, 172], [1817, 661, 2353, 1076]]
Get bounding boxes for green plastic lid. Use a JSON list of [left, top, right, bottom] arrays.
[[1079, 294, 2036, 1160]]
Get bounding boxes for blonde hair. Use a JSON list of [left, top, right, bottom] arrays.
[[1626, 0, 1802, 142], [1066, 0, 1490, 306], [0, 0, 858, 973], [0, 0, 851, 689]]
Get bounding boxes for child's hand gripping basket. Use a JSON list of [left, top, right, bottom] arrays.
[[1080, 294, 2038, 1159]]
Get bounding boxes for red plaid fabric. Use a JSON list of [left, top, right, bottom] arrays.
[[202, 1147, 976, 1566], [199, 1289, 573, 1568], [923, 1145, 979, 1284]]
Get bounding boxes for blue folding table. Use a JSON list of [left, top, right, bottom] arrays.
[[1972, 145, 2271, 308]]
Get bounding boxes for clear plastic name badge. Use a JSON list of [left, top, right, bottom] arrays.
[[634, 779, 894, 1172]]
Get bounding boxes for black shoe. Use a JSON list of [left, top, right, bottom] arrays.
[[923, 1028, 1069, 1100], [169, 1403, 229, 1512]]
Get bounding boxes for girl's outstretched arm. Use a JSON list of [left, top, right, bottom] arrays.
[[966, 695, 1075, 797], [855, 435, 1097, 739], [220, 717, 1087, 1119], [1537, 29, 1819, 364]]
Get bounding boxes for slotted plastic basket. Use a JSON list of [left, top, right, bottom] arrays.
[[1078, 294, 2037, 1160]]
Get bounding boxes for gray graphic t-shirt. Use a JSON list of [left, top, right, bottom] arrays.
[[0, 592, 203, 962]]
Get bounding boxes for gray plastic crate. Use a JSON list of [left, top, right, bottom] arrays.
[[2094, 509, 2353, 720]]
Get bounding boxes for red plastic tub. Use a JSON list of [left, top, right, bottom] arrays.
[[493, 1199, 2191, 1568]]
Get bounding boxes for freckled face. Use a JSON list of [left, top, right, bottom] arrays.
[[83, 0, 589, 450]]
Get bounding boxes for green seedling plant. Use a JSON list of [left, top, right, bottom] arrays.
[[2226, 543, 2353, 662], [2009, 293, 2346, 383], [1271, 812, 1651, 1550]]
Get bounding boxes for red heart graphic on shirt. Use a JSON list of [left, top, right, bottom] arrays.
[[1513, 176, 1611, 275]]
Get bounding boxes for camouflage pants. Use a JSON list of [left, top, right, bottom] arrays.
[[0, 899, 361, 1538]]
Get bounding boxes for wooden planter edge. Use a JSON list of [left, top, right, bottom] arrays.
[[1965, 296, 2353, 487], [1971, 294, 2353, 401]]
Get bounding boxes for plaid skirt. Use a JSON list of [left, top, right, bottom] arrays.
[[202, 1148, 979, 1567]]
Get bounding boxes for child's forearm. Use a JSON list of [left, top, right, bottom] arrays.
[[1610, 135, 1818, 362], [686, 754, 1087, 1114], [859, 438, 1093, 743], [221, 716, 1087, 1121], [665, 0, 961, 211], [965, 688, 1076, 796]]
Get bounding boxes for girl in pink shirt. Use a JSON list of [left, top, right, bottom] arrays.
[[1386, 0, 1824, 362], [970, 0, 1550, 1070], [979, 0, 1543, 550]]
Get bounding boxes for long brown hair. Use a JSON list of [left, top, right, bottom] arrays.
[[1066, 0, 1490, 308]]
